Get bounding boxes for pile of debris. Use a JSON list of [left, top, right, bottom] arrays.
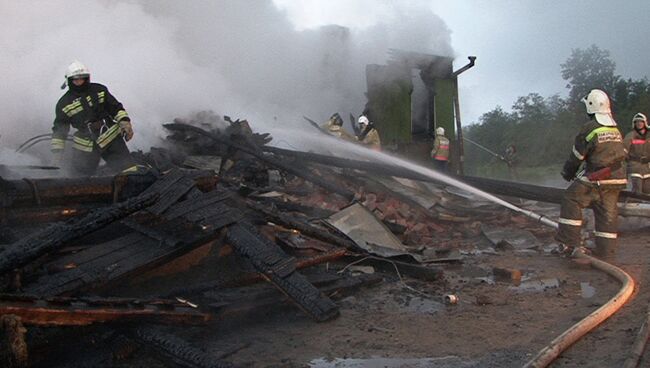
[[0, 114, 562, 367]]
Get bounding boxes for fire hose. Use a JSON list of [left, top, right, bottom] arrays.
[[522, 218, 637, 368]]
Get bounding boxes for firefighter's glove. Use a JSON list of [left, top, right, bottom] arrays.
[[561, 160, 580, 182], [561, 168, 574, 182], [119, 120, 134, 141]]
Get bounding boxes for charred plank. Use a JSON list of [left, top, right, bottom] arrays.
[[245, 200, 359, 251], [163, 122, 355, 200], [25, 202, 241, 296], [0, 294, 209, 326], [207, 273, 382, 317], [0, 171, 217, 209], [265, 147, 650, 203], [225, 222, 339, 322], [133, 326, 233, 368], [0, 192, 159, 276]]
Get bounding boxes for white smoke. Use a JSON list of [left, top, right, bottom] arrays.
[[0, 0, 452, 159]]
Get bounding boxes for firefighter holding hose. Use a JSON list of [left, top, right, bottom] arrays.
[[556, 89, 627, 259]]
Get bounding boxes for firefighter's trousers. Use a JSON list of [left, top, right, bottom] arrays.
[[556, 180, 621, 258], [630, 176, 650, 194], [433, 159, 448, 172], [71, 137, 134, 176]]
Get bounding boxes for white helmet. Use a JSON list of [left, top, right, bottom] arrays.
[[581, 89, 616, 126], [436, 127, 445, 135], [358, 116, 369, 126], [632, 112, 648, 129], [65, 60, 90, 79]]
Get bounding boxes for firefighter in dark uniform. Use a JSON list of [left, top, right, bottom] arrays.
[[623, 113, 650, 194], [557, 89, 627, 258], [51, 61, 136, 175]]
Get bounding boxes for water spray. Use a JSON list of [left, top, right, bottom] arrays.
[[265, 130, 635, 368]]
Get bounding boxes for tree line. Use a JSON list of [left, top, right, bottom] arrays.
[[463, 45, 650, 176]]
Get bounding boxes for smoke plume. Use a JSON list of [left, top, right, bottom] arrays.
[[0, 0, 452, 159]]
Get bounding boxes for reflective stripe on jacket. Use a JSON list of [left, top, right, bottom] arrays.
[[563, 119, 627, 187], [431, 135, 450, 161], [51, 82, 130, 151]]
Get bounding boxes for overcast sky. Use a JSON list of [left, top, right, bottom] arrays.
[[2, 0, 649, 159], [276, 0, 650, 123]]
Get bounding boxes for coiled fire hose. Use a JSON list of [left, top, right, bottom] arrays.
[[522, 219, 636, 368]]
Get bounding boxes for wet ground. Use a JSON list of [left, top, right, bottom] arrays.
[[197, 227, 648, 367], [26, 208, 650, 368]]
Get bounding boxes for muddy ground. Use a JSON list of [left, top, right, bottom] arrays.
[[28, 211, 649, 368], [212, 227, 648, 368]]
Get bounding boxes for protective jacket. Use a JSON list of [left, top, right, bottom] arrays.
[[358, 128, 381, 150], [623, 129, 650, 179], [431, 135, 450, 161], [51, 83, 130, 152], [320, 121, 355, 142], [561, 118, 627, 187]]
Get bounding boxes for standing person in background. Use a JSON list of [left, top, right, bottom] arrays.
[[504, 144, 519, 180], [431, 127, 450, 171], [623, 113, 650, 194], [556, 89, 627, 259], [51, 60, 137, 175], [356, 115, 381, 151]]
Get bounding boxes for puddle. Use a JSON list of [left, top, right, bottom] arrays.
[[580, 282, 596, 298], [402, 296, 443, 314], [309, 356, 470, 368], [509, 278, 560, 293]]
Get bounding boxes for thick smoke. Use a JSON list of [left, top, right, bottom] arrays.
[[0, 0, 451, 160]]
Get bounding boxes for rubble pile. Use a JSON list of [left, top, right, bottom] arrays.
[[0, 114, 564, 367]]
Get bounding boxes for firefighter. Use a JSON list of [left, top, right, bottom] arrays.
[[504, 144, 519, 180], [623, 112, 650, 194], [556, 89, 627, 259], [431, 127, 450, 171], [51, 61, 136, 175], [356, 115, 381, 150], [320, 113, 355, 142]]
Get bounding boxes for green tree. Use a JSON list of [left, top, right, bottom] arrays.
[[561, 45, 618, 102]]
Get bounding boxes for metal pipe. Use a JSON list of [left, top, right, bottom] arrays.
[[452, 56, 477, 77], [451, 56, 476, 175]]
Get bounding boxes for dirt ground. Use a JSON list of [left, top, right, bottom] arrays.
[[154, 220, 646, 368], [28, 210, 650, 368]]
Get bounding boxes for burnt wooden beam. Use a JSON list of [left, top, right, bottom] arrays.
[[0, 294, 209, 326], [0, 192, 159, 276], [163, 248, 348, 297], [264, 147, 650, 204], [245, 200, 359, 252], [133, 326, 233, 368], [0, 204, 99, 225], [0, 171, 217, 208], [208, 273, 382, 318], [163, 123, 355, 201], [0, 314, 28, 368], [24, 190, 240, 296], [225, 222, 339, 322]]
